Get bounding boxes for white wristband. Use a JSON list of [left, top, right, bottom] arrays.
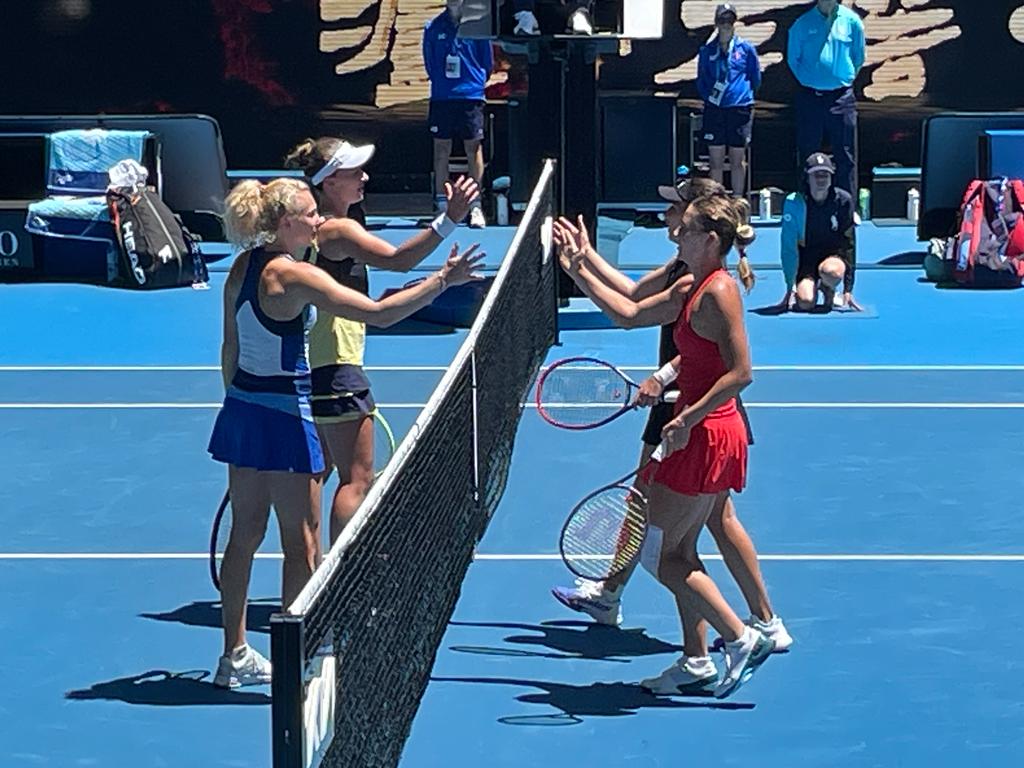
[[430, 213, 457, 239], [651, 361, 679, 387]]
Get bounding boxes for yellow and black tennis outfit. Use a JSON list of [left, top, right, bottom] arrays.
[[309, 250, 376, 422]]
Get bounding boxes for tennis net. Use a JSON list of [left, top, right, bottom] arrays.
[[270, 159, 559, 768]]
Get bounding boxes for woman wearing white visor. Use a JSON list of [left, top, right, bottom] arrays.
[[285, 136, 480, 545]]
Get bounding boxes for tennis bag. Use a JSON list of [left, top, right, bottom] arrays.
[[941, 178, 1024, 288], [107, 186, 208, 290]]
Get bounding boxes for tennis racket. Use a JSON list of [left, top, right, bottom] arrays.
[[535, 357, 678, 430], [209, 489, 231, 591], [559, 445, 664, 581], [371, 408, 396, 478], [208, 408, 397, 591]]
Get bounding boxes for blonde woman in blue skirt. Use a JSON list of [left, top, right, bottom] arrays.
[[208, 178, 483, 687]]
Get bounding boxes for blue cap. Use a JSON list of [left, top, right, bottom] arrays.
[[715, 3, 738, 22]]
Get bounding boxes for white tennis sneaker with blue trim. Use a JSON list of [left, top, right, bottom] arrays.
[[214, 644, 272, 689], [750, 615, 793, 652], [714, 627, 774, 699], [713, 615, 794, 654], [550, 579, 623, 626], [640, 656, 718, 695]]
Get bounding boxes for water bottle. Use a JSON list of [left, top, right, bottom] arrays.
[[907, 188, 920, 222], [492, 175, 511, 226], [759, 188, 772, 219], [858, 188, 871, 221], [496, 193, 509, 227]]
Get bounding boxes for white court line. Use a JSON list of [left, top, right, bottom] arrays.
[[0, 365, 448, 372], [2, 401, 1024, 410], [744, 364, 1024, 372], [474, 554, 1024, 563], [742, 402, 1024, 409], [2, 552, 1023, 562], [1, 364, 1023, 373], [749, 370, 1024, 376], [0, 403, 225, 409]]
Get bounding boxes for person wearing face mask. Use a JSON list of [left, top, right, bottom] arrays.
[[779, 152, 861, 312], [786, 0, 865, 196], [423, 0, 493, 228], [696, 4, 761, 198]]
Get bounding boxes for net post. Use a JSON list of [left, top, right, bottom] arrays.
[[470, 348, 480, 506], [544, 159, 561, 346], [271, 612, 305, 768]]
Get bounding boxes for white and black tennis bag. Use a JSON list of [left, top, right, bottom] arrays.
[[107, 186, 208, 290]]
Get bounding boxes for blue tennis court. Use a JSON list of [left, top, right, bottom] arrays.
[[1, 219, 1023, 768]]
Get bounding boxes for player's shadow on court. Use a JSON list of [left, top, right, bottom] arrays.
[[431, 676, 754, 722], [65, 670, 270, 706], [139, 598, 279, 635], [448, 620, 681, 661]]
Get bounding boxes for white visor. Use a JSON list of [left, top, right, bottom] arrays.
[[311, 141, 375, 186]]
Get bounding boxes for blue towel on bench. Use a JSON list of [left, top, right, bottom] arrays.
[[25, 196, 112, 240], [47, 129, 149, 196]]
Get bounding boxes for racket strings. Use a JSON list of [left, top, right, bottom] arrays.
[[562, 484, 647, 579], [539, 363, 633, 426]]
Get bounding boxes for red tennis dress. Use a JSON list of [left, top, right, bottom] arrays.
[[650, 268, 749, 495]]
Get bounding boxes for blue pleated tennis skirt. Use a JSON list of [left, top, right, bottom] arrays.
[[208, 389, 325, 474]]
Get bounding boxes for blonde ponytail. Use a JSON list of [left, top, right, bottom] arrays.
[[732, 196, 757, 293]]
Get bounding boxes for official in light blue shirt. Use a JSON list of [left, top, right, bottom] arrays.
[[786, 0, 866, 196], [787, 0, 865, 91]]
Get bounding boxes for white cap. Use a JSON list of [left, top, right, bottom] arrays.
[[311, 141, 375, 185]]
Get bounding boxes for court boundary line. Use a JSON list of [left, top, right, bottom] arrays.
[[2, 552, 1024, 562], [1, 402, 1023, 410], [0, 365, 449, 372], [2, 364, 1023, 373]]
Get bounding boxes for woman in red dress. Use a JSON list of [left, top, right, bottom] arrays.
[[555, 193, 774, 699]]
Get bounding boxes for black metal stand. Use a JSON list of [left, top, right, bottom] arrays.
[[510, 36, 617, 298]]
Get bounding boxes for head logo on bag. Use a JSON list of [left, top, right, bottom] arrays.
[[107, 187, 208, 290], [119, 220, 146, 285]]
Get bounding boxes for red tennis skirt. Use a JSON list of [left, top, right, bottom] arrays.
[[645, 409, 748, 495]]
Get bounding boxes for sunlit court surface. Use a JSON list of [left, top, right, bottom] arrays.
[[3, 1, 1024, 767]]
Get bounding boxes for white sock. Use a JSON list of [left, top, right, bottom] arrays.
[[602, 582, 624, 598], [728, 626, 755, 648]]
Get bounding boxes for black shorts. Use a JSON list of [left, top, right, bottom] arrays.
[[428, 99, 485, 141], [701, 104, 754, 148], [796, 249, 832, 284], [311, 364, 376, 423], [642, 391, 755, 447]]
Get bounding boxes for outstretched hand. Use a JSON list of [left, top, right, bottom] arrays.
[[439, 242, 486, 287], [445, 176, 481, 223], [553, 215, 596, 273]]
